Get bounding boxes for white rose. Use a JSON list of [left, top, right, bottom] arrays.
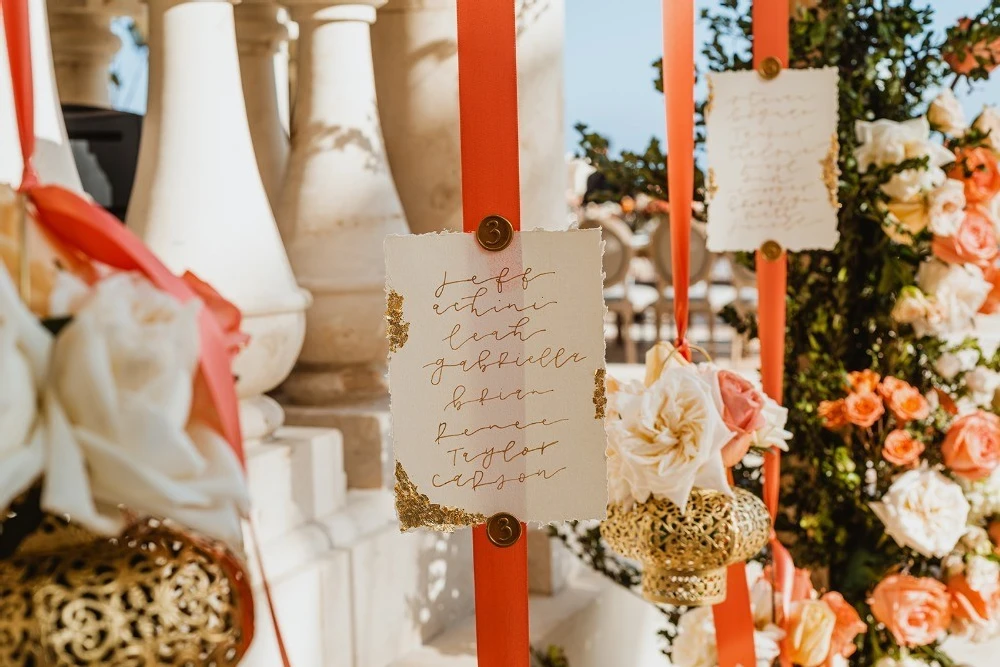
[[672, 607, 717, 667], [881, 167, 946, 203], [606, 365, 733, 511], [753, 624, 784, 667], [874, 658, 934, 667], [928, 89, 969, 136], [966, 555, 1000, 598], [753, 395, 792, 452], [855, 117, 956, 173], [934, 352, 963, 379], [967, 367, 1000, 404], [43, 273, 250, 548], [870, 467, 971, 558], [974, 106, 1000, 153], [928, 179, 967, 237], [961, 526, 995, 556], [960, 466, 1000, 522], [0, 264, 50, 510], [892, 287, 931, 325], [916, 261, 991, 335]]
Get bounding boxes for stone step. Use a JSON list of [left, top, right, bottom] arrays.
[[389, 568, 666, 667]]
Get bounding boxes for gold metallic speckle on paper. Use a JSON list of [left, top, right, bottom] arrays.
[[705, 77, 715, 118], [706, 168, 718, 201], [386, 289, 410, 353], [822, 134, 841, 210], [594, 368, 607, 420], [394, 462, 486, 532]]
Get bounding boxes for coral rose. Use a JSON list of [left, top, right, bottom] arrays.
[[785, 600, 836, 667], [869, 574, 952, 647], [879, 376, 907, 399], [949, 147, 1000, 205], [932, 207, 999, 270], [848, 369, 881, 393], [884, 380, 931, 422], [949, 573, 1000, 625], [821, 592, 867, 664], [716, 370, 766, 467], [942, 411, 1000, 480], [882, 429, 925, 467], [844, 392, 885, 428], [818, 399, 848, 430], [945, 19, 1000, 77]]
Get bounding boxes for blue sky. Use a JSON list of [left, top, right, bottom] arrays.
[[564, 0, 1000, 154]]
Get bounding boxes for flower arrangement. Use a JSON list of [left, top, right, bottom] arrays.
[[0, 183, 250, 553], [605, 343, 790, 512]]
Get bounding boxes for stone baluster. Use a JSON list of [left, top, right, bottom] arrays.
[[371, 0, 566, 234], [235, 0, 289, 211], [277, 0, 408, 488], [0, 0, 83, 190], [47, 0, 137, 109], [127, 0, 311, 443]]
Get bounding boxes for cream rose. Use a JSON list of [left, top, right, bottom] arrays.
[[43, 273, 250, 548], [885, 199, 930, 243], [892, 287, 932, 325], [928, 89, 969, 136], [785, 600, 837, 667], [606, 364, 733, 511], [0, 264, 51, 510], [928, 179, 968, 237], [975, 106, 1000, 153], [882, 167, 946, 203], [870, 467, 971, 558], [915, 260, 991, 336], [671, 606, 783, 667], [855, 118, 956, 203]]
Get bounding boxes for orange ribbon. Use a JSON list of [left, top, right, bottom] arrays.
[[456, 2, 530, 666]]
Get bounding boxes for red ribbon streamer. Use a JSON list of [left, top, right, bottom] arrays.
[[456, 2, 530, 666]]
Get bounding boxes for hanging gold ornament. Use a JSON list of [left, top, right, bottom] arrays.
[[0, 512, 254, 665], [601, 488, 771, 606]]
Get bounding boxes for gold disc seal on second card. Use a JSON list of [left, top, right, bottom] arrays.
[[486, 512, 522, 547], [476, 215, 514, 252]]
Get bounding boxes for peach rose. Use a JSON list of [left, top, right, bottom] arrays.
[[879, 376, 907, 399], [785, 600, 837, 667], [717, 370, 765, 467], [845, 392, 885, 428], [943, 411, 1000, 480], [884, 380, 931, 422], [848, 369, 881, 393], [869, 574, 952, 647], [945, 19, 1000, 77], [932, 208, 999, 270], [821, 592, 867, 664], [949, 573, 1000, 625], [882, 430, 925, 467], [949, 147, 1000, 205], [819, 399, 848, 430]]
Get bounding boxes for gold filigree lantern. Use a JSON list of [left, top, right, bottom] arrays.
[[601, 487, 771, 606], [0, 508, 253, 666]]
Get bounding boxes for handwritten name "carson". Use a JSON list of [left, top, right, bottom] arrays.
[[431, 467, 567, 492]]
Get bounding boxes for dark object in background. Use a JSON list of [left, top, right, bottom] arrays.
[[63, 105, 142, 220]]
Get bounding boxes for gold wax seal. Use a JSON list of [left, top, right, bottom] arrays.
[[760, 240, 784, 261], [476, 215, 514, 252], [486, 512, 522, 547], [758, 56, 782, 80]]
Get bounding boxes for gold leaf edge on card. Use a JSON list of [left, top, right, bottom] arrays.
[[386, 289, 410, 353], [594, 368, 608, 420], [394, 462, 485, 533], [822, 134, 842, 211], [705, 77, 715, 118], [706, 168, 718, 202]]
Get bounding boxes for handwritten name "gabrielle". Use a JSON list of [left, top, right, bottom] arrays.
[[425, 347, 586, 386], [431, 467, 567, 492]]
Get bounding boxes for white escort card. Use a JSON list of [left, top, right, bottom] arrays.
[[705, 67, 841, 252], [385, 230, 608, 531]]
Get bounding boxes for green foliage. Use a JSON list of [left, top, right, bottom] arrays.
[[561, 1, 1000, 665]]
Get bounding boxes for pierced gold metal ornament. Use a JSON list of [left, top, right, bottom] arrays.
[[0, 514, 254, 665], [601, 488, 771, 606]]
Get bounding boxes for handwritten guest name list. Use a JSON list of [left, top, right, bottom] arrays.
[[705, 67, 840, 252], [385, 230, 608, 530]]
